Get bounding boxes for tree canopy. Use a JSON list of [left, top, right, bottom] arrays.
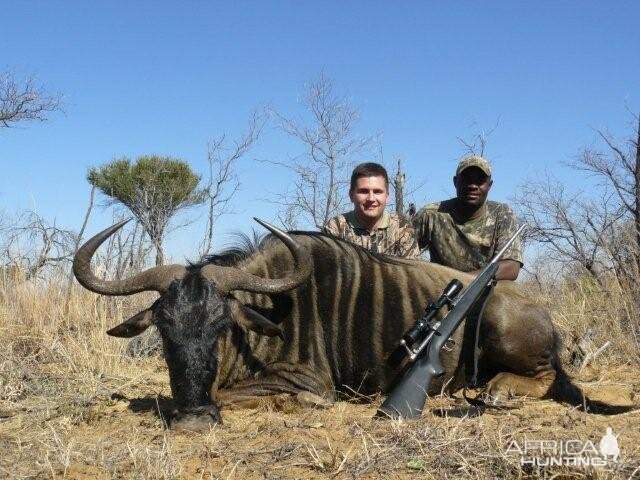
[[88, 155, 205, 265]]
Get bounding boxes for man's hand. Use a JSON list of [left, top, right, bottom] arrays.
[[469, 259, 521, 281]]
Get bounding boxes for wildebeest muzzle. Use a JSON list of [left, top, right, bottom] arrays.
[[169, 404, 222, 432]]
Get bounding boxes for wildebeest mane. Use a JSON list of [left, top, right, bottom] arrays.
[[189, 230, 266, 270], [190, 230, 420, 271]]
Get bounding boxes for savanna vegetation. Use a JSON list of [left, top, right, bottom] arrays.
[[0, 267, 637, 478], [1, 73, 639, 478]]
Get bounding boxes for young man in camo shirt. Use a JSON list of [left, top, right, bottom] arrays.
[[412, 156, 523, 280], [323, 162, 420, 258]]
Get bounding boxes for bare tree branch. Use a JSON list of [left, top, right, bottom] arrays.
[[198, 109, 266, 256], [0, 211, 76, 280], [566, 111, 640, 277], [266, 74, 374, 229], [456, 118, 500, 158], [513, 172, 628, 283], [0, 71, 62, 128], [65, 185, 96, 307]]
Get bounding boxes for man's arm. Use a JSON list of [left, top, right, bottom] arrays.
[[411, 206, 433, 251], [395, 216, 421, 259], [490, 204, 523, 280], [402, 239, 421, 259], [323, 217, 341, 237], [468, 258, 520, 281], [496, 259, 521, 281]]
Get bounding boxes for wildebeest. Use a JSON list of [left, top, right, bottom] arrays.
[[73, 219, 614, 430]]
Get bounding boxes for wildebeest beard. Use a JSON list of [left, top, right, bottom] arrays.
[[155, 272, 232, 412]]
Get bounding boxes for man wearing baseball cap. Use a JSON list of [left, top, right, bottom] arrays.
[[412, 155, 523, 280]]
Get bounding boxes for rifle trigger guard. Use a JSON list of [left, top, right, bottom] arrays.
[[443, 339, 456, 352]]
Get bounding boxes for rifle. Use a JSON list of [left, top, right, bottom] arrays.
[[376, 224, 525, 419]]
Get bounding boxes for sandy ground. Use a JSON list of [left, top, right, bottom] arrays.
[[1, 357, 638, 479]]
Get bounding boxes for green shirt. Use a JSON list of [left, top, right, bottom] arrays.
[[412, 199, 523, 271]]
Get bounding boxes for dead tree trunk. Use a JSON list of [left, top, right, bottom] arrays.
[[66, 186, 95, 286], [634, 115, 640, 274], [394, 158, 406, 216]]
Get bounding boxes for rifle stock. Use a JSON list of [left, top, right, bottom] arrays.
[[377, 339, 443, 418]]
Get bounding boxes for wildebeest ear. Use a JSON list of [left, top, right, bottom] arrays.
[[228, 299, 284, 339], [107, 309, 154, 338]]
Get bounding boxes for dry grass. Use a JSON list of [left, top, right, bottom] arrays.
[[526, 276, 640, 368], [0, 276, 639, 479]]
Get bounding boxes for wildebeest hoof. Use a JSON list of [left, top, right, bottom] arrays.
[[170, 405, 222, 432], [478, 391, 508, 406], [296, 391, 333, 409], [478, 381, 513, 406]]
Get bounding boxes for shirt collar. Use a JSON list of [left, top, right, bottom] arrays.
[[451, 198, 488, 223], [345, 210, 391, 231]]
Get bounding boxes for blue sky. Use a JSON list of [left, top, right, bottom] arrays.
[[2, 2, 639, 260]]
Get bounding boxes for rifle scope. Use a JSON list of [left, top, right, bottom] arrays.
[[401, 279, 463, 348], [386, 279, 464, 369]]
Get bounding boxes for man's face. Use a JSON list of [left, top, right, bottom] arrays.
[[454, 167, 493, 207], [349, 175, 389, 224]]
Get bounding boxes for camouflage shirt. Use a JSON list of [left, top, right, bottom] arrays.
[[323, 211, 421, 258], [412, 199, 523, 271]]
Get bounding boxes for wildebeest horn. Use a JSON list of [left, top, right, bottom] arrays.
[[73, 219, 187, 295], [200, 218, 312, 294]]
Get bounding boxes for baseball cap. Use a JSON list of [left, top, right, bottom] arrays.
[[455, 155, 492, 177]]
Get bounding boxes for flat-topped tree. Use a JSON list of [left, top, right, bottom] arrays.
[[88, 155, 205, 266]]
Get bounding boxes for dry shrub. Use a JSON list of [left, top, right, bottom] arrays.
[[523, 275, 640, 368]]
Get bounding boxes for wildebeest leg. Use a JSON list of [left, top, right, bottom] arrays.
[[480, 345, 557, 402], [217, 389, 333, 412], [480, 302, 558, 402], [215, 362, 334, 410], [482, 370, 556, 401]]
